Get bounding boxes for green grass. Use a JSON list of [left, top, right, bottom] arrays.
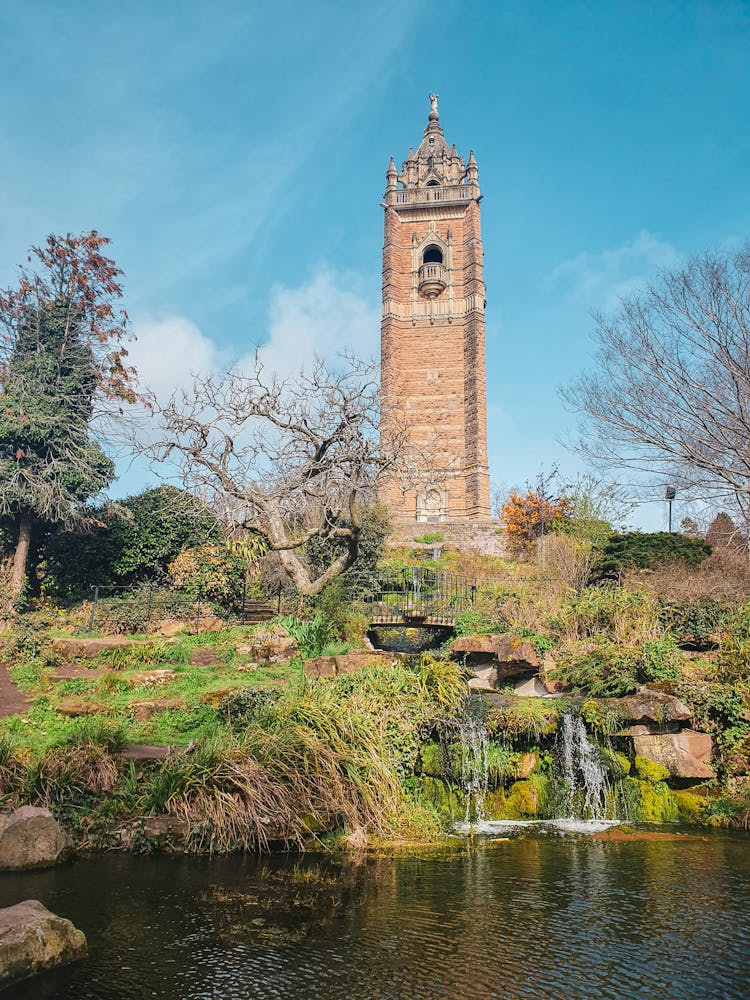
[[0, 623, 305, 755]]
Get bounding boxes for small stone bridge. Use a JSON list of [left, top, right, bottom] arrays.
[[358, 567, 477, 627]]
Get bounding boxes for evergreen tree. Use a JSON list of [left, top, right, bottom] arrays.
[[0, 232, 134, 599]]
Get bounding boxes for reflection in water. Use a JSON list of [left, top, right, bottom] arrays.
[[0, 835, 748, 999]]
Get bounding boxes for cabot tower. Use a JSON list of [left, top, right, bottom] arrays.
[[379, 94, 490, 523]]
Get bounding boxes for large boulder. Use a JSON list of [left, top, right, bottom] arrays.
[[0, 807, 73, 871], [51, 636, 137, 658], [632, 730, 715, 780], [0, 900, 86, 986], [598, 689, 693, 732], [451, 634, 541, 681], [303, 652, 399, 679], [56, 699, 110, 717], [129, 697, 188, 721], [451, 634, 502, 658], [467, 665, 496, 691], [495, 635, 541, 679], [513, 675, 554, 698], [236, 627, 299, 664]]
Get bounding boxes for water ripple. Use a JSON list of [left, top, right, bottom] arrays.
[[0, 835, 748, 999]]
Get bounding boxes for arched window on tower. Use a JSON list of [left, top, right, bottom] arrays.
[[422, 244, 443, 265], [426, 180, 439, 187]]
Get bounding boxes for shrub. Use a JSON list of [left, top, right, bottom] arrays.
[[453, 610, 505, 637], [659, 599, 731, 647], [593, 532, 711, 581], [280, 615, 336, 659], [554, 586, 660, 643], [413, 532, 444, 545], [217, 688, 279, 727], [312, 580, 351, 640], [168, 544, 245, 608], [551, 641, 640, 697], [41, 486, 221, 598], [638, 637, 683, 683]]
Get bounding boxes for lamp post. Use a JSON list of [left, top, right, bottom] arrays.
[[665, 486, 677, 533]]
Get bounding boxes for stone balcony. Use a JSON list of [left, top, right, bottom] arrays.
[[418, 262, 447, 298], [386, 183, 477, 207]]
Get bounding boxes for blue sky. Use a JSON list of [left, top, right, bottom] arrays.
[[1, 1, 749, 528]]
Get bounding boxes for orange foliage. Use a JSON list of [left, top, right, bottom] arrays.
[[501, 490, 572, 554]]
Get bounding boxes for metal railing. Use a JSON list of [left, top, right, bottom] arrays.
[[358, 567, 477, 624]]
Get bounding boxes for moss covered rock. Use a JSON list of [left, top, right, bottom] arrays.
[[486, 776, 548, 820], [674, 789, 708, 824], [627, 777, 679, 823], [634, 756, 671, 783], [417, 777, 463, 821]]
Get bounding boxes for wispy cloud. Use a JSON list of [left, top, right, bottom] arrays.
[[549, 230, 681, 311], [127, 315, 227, 402], [130, 266, 377, 403]]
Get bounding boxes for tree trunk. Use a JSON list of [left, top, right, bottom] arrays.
[[9, 513, 32, 599]]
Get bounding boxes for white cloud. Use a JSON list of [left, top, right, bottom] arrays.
[[249, 270, 378, 377], [128, 269, 378, 406], [550, 230, 681, 311], [128, 315, 226, 401]]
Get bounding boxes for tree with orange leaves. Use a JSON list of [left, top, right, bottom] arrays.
[[500, 490, 572, 555], [0, 232, 137, 600]]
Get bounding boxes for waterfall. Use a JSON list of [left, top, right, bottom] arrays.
[[458, 714, 489, 825], [554, 712, 611, 820]]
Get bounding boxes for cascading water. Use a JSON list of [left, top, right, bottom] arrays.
[[458, 713, 489, 825], [553, 712, 611, 820]]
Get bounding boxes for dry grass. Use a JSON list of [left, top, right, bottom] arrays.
[[29, 743, 120, 805], [624, 550, 750, 603]]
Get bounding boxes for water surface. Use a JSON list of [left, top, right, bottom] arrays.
[[0, 832, 748, 999]]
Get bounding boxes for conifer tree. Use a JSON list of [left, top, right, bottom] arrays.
[[0, 232, 135, 600]]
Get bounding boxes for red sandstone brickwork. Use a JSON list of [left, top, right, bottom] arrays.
[[379, 101, 490, 523]]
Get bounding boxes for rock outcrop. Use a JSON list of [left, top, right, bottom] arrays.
[[598, 689, 693, 731], [304, 652, 400, 679], [451, 634, 541, 681], [0, 807, 72, 871], [633, 730, 715, 780], [51, 636, 137, 658], [236, 627, 298, 664], [0, 900, 86, 986]]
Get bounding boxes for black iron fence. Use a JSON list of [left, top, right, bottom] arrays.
[[83, 583, 280, 634], [356, 567, 477, 623]]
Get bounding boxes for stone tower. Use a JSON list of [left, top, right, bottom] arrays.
[[379, 94, 491, 524]]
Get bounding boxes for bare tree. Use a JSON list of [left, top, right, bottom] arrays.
[[563, 246, 750, 527], [144, 355, 411, 596]]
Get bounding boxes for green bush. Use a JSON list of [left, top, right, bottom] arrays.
[[217, 688, 279, 727], [553, 586, 657, 640], [659, 599, 731, 647], [638, 636, 683, 683], [167, 544, 246, 608], [517, 631, 554, 656], [280, 615, 336, 659], [592, 532, 711, 581], [413, 532, 444, 545], [552, 641, 640, 697], [41, 486, 221, 598], [453, 610, 507, 637]]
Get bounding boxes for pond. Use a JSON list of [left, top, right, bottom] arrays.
[[1, 831, 748, 999]]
